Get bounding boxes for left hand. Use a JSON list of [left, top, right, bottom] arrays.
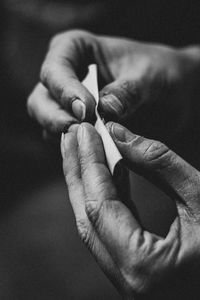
[[28, 30, 200, 142], [61, 122, 200, 300]]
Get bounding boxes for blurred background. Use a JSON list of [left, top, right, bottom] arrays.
[[0, 0, 200, 299]]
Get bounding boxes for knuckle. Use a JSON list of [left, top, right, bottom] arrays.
[[120, 250, 154, 294], [120, 258, 150, 295], [49, 30, 89, 49], [85, 199, 103, 229], [122, 271, 148, 295], [121, 228, 179, 295], [76, 218, 91, 245], [142, 140, 172, 168]]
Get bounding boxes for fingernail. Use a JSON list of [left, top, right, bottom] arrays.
[[101, 95, 125, 115], [112, 123, 136, 143], [72, 99, 86, 121], [77, 124, 84, 145], [60, 133, 65, 158]]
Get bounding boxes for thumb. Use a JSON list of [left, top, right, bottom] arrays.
[[107, 122, 200, 215], [99, 78, 143, 120]]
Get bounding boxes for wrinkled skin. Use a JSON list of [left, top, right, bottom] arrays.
[[28, 30, 200, 142], [61, 122, 200, 300]]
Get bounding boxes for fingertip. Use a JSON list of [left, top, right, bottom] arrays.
[[77, 122, 93, 146], [70, 92, 96, 122], [106, 122, 126, 142], [68, 123, 80, 134], [100, 94, 125, 117], [78, 122, 95, 133], [61, 129, 78, 162]]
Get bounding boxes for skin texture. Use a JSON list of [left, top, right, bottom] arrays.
[[61, 122, 200, 300], [27, 29, 200, 298], [28, 30, 200, 142]]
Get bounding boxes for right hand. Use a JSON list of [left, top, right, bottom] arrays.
[[61, 121, 200, 300], [28, 30, 200, 141]]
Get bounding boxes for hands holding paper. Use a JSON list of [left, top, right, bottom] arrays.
[[28, 30, 200, 141], [61, 121, 200, 299], [28, 30, 200, 298]]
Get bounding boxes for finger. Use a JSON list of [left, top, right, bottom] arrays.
[[40, 31, 96, 121], [99, 78, 143, 120], [61, 130, 126, 290], [77, 123, 142, 263], [107, 122, 200, 215], [61, 130, 86, 221], [28, 83, 78, 133]]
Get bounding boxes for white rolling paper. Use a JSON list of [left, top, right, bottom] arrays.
[[82, 64, 122, 175]]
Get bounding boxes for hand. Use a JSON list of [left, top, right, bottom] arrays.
[[61, 122, 200, 299], [28, 30, 200, 141]]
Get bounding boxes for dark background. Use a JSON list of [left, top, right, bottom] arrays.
[[0, 1, 200, 299]]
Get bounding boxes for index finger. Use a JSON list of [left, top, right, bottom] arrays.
[[40, 30, 96, 121], [77, 123, 141, 262]]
